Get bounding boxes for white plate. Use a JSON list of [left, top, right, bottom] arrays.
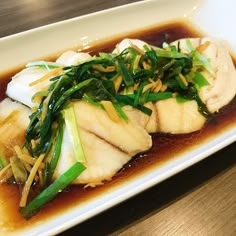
[[0, 0, 236, 235]]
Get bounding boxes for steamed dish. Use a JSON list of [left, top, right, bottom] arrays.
[[0, 37, 235, 218]]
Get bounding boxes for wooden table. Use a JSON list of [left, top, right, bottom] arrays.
[[0, 1, 235, 235]]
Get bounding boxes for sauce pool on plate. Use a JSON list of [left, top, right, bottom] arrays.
[[0, 21, 235, 232]]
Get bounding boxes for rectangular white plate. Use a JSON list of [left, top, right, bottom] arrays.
[[0, 0, 236, 235]]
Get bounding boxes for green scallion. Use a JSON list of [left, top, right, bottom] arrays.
[[193, 71, 210, 91], [26, 61, 61, 70], [62, 103, 86, 163], [20, 162, 86, 219]]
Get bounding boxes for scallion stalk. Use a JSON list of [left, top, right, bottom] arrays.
[[154, 48, 187, 58], [46, 115, 64, 183], [0, 147, 8, 169], [146, 92, 173, 101], [113, 103, 128, 121], [26, 61, 61, 70], [117, 58, 134, 87], [62, 103, 86, 163], [193, 71, 210, 91], [20, 162, 86, 219]]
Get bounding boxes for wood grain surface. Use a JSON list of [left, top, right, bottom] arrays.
[[0, 1, 235, 236]]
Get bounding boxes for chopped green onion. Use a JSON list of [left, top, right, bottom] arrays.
[[20, 162, 86, 219], [115, 94, 152, 116], [99, 52, 114, 60], [134, 82, 145, 107], [123, 92, 172, 102], [176, 95, 189, 103], [162, 42, 169, 48], [185, 38, 195, 52], [62, 103, 86, 163], [193, 71, 210, 91], [26, 61, 61, 70], [146, 92, 173, 101], [10, 156, 28, 183], [185, 39, 213, 74], [137, 105, 152, 116], [154, 48, 187, 58], [46, 115, 64, 183], [32, 90, 49, 100], [143, 44, 151, 52], [82, 96, 104, 109], [53, 78, 94, 112], [0, 148, 8, 169], [123, 86, 134, 95], [117, 58, 134, 86], [192, 51, 213, 74], [129, 48, 138, 73], [175, 75, 188, 90], [113, 103, 128, 121], [139, 89, 150, 105]]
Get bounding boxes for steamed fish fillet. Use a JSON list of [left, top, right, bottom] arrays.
[[120, 99, 206, 134], [6, 67, 53, 108], [6, 51, 91, 108], [0, 98, 31, 157], [155, 98, 207, 134], [55, 126, 131, 186], [123, 102, 159, 133], [113, 38, 150, 54], [73, 101, 152, 156], [171, 37, 236, 113], [56, 50, 92, 66]]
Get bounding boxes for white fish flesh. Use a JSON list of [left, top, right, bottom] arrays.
[[6, 67, 53, 108], [56, 50, 92, 66], [113, 38, 150, 54], [155, 98, 207, 134], [0, 98, 31, 156], [73, 101, 152, 156], [171, 37, 236, 113], [55, 126, 131, 186], [123, 102, 159, 133]]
